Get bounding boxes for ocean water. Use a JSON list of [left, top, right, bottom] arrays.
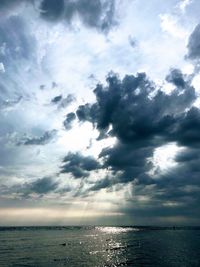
[[0, 226, 199, 267]]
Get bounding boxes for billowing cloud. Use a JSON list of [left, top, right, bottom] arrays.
[[75, 70, 195, 145], [51, 95, 62, 104], [60, 152, 101, 178], [58, 67, 200, 222], [61, 70, 198, 192], [63, 112, 76, 130]]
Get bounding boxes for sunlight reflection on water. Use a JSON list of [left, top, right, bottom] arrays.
[[95, 226, 139, 234]]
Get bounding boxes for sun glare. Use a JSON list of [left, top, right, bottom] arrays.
[[151, 143, 182, 174]]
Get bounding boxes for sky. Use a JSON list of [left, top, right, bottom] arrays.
[[0, 0, 200, 226]]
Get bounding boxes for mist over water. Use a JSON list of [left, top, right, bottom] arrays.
[[0, 226, 199, 267]]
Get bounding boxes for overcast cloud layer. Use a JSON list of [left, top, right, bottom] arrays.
[[0, 0, 200, 226]]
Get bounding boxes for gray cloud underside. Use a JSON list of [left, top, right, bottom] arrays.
[[60, 152, 101, 178], [1, 177, 59, 198]]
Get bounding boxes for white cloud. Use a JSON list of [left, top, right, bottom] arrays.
[[178, 0, 193, 13], [159, 14, 187, 39], [149, 143, 183, 177], [0, 62, 5, 73]]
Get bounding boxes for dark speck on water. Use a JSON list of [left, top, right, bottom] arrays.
[[60, 243, 67, 246], [0, 226, 199, 267]]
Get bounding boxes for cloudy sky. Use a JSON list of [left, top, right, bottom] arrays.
[[0, 0, 200, 226]]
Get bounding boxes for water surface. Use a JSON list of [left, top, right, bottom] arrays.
[[0, 226, 199, 267]]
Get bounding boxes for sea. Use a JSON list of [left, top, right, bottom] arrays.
[[0, 226, 199, 267]]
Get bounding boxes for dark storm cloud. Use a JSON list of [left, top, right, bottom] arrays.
[[0, 176, 59, 198], [88, 176, 113, 192], [119, 161, 200, 223], [175, 147, 200, 163], [187, 23, 200, 60], [18, 130, 57, 146], [63, 112, 76, 130], [172, 107, 200, 147], [12, 177, 59, 197], [40, 0, 65, 21], [166, 68, 186, 88], [27, 176, 58, 195], [61, 69, 200, 196], [1, 174, 74, 199], [57, 64, 200, 223], [99, 143, 154, 184], [76, 70, 195, 145], [159, 147, 200, 188], [60, 152, 100, 178], [76, 103, 98, 125], [39, 0, 116, 31], [51, 95, 62, 104]]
